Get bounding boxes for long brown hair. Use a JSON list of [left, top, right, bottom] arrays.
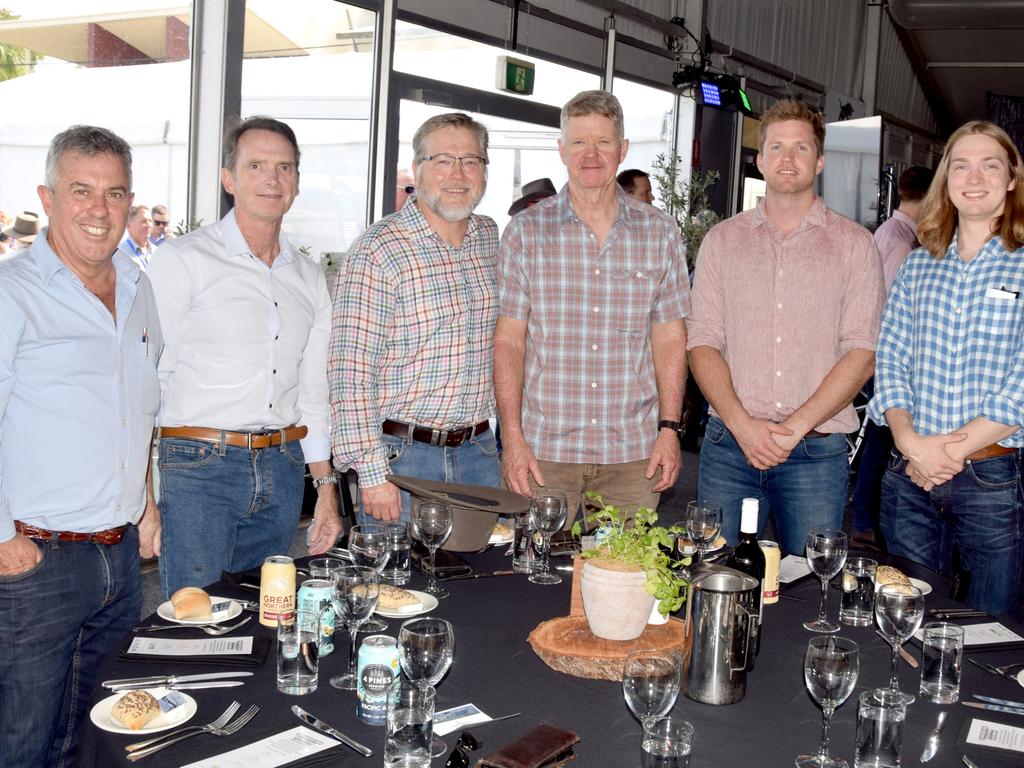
[[917, 120, 1024, 257]]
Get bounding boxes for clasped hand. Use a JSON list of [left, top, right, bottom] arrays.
[[899, 432, 967, 491]]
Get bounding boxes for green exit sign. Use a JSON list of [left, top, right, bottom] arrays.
[[496, 56, 536, 95]]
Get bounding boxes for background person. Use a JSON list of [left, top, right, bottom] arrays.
[[617, 168, 654, 204]]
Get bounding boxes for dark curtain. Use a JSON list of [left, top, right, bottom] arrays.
[[986, 92, 1024, 156]]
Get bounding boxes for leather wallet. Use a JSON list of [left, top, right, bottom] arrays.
[[475, 723, 580, 768]]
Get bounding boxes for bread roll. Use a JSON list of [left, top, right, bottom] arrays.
[[492, 522, 512, 539], [875, 565, 913, 588], [170, 586, 212, 619], [377, 584, 421, 610], [112, 690, 161, 730]]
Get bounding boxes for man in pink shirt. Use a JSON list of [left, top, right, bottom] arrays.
[[687, 98, 885, 552]]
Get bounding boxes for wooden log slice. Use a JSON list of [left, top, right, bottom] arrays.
[[528, 615, 688, 681]]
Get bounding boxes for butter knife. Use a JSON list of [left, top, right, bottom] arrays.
[[111, 680, 246, 691], [920, 711, 947, 762], [975, 694, 1024, 709], [962, 756, 980, 768], [102, 671, 254, 688], [963, 701, 1024, 716], [292, 705, 373, 757]]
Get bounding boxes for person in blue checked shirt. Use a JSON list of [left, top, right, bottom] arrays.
[[868, 120, 1024, 615]]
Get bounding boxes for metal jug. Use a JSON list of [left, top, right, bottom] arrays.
[[681, 565, 760, 705]]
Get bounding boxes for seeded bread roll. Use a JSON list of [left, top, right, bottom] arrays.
[[492, 522, 512, 539], [875, 565, 913, 588], [170, 586, 212, 619], [112, 690, 161, 730], [377, 584, 421, 610]]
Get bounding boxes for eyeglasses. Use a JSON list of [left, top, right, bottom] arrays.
[[397, 185, 415, 194], [420, 153, 488, 173], [152, 220, 169, 226], [444, 731, 480, 768]]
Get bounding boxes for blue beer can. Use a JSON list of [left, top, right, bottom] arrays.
[[296, 578, 335, 657], [356, 634, 400, 725]]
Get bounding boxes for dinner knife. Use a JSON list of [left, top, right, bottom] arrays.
[[441, 570, 516, 581], [919, 711, 947, 762], [974, 694, 1024, 709], [109, 680, 246, 692], [102, 671, 254, 689], [292, 705, 373, 757], [963, 701, 1024, 716]]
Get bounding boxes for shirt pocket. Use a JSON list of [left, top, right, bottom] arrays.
[[972, 295, 1024, 347], [608, 267, 664, 331]]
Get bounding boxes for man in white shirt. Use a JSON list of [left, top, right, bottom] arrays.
[[148, 116, 341, 596]]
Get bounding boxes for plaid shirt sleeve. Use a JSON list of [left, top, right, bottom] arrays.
[[650, 225, 690, 324], [497, 217, 531, 321], [979, 354, 1024, 429], [868, 262, 916, 426]]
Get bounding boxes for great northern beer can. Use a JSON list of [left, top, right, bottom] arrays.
[[759, 540, 781, 605], [356, 634, 400, 725], [259, 555, 296, 627], [297, 578, 335, 656]]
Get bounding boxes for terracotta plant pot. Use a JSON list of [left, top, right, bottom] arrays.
[[580, 558, 655, 641]]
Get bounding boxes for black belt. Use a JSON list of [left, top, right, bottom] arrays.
[[382, 419, 489, 447]]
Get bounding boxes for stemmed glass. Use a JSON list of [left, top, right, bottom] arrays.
[[684, 501, 722, 563], [329, 565, 379, 690], [529, 492, 568, 585], [874, 583, 925, 704], [796, 636, 859, 768], [399, 617, 455, 757], [622, 649, 681, 732], [412, 499, 453, 598], [348, 524, 390, 632], [803, 530, 848, 633]]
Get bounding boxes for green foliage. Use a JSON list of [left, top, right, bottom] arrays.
[[0, 9, 39, 83], [571, 492, 688, 615], [650, 152, 720, 272], [173, 218, 204, 237]]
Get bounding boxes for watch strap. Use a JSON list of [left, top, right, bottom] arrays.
[[658, 419, 682, 433]]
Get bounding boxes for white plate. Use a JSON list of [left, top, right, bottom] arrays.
[[488, 531, 513, 546], [90, 689, 197, 735], [1016, 669, 1024, 688], [678, 536, 727, 556], [909, 577, 932, 596], [375, 589, 439, 618], [156, 596, 241, 625]]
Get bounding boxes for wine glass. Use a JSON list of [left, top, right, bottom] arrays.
[[684, 501, 722, 563], [399, 617, 455, 757], [348, 524, 390, 632], [803, 530, 848, 633], [529, 492, 568, 585], [796, 636, 859, 768], [874, 583, 925, 704], [412, 499, 453, 598], [329, 565, 379, 690], [622, 649, 681, 732]]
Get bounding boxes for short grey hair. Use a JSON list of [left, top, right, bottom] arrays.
[[45, 125, 133, 191], [412, 113, 489, 163], [128, 204, 150, 219], [222, 115, 300, 172], [560, 90, 624, 140], [151, 203, 168, 216]]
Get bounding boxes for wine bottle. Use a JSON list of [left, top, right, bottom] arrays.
[[726, 497, 766, 655]]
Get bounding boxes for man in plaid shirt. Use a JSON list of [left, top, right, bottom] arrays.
[[494, 90, 689, 522], [868, 121, 1024, 614]]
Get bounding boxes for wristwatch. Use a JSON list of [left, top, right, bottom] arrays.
[[311, 474, 339, 489], [658, 420, 682, 434]]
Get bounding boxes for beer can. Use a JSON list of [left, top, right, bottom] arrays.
[[297, 578, 335, 657], [759, 540, 781, 605], [356, 635, 400, 725], [259, 555, 296, 627]]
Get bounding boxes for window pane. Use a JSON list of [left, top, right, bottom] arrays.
[[613, 77, 676, 207]]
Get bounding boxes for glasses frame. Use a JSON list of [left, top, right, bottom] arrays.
[[419, 153, 489, 172]]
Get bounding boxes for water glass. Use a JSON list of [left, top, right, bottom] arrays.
[[308, 557, 345, 579], [874, 584, 925, 704], [384, 681, 435, 768], [529, 492, 568, 585], [412, 499, 453, 598], [622, 649, 681, 731], [512, 511, 537, 573], [804, 529, 848, 633], [840, 557, 877, 627], [382, 522, 413, 585], [641, 716, 693, 768], [797, 635, 859, 768], [919, 622, 964, 703], [854, 689, 905, 768], [276, 621, 318, 695]]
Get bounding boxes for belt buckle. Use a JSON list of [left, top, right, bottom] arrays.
[[429, 427, 447, 446]]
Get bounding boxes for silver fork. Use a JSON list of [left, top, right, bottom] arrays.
[[135, 616, 252, 636], [969, 658, 1021, 681], [126, 704, 260, 761], [124, 701, 239, 753]]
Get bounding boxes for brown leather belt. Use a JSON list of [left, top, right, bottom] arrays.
[[965, 444, 1016, 462], [382, 419, 489, 447], [804, 430, 829, 439], [15, 521, 129, 545], [158, 425, 307, 449]]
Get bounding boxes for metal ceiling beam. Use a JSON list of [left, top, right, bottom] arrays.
[[886, 11, 956, 135]]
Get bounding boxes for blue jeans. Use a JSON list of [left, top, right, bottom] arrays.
[[881, 449, 1023, 615], [359, 428, 501, 525], [158, 437, 306, 596], [698, 417, 849, 553], [0, 528, 141, 768]]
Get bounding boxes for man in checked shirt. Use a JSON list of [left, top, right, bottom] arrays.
[[330, 113, 500, 523], [494, 90, 689, 522], [868, 121, 1024, 615]]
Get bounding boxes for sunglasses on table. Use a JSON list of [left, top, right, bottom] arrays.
[[444, 731, 481, 768]]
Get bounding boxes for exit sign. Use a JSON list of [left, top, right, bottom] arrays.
[[496, 56, 535, 95]]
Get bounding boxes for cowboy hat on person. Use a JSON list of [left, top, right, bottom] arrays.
[[3, 211, 40, 244], [508, 178, 557, 216]]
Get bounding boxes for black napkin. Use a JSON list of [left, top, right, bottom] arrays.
[[279, 745, 349, 768], [117, 634, 272, 667], [220, 569, 262, 591]]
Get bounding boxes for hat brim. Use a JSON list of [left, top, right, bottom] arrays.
[[2, 227, 36, 243], [508, 192, 555, 216]]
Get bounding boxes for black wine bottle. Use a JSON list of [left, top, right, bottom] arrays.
[[726, 497, 766, 655]]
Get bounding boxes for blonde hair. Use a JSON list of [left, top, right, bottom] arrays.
[[917, 120, 1024, 257], [757, 98, 825, 157], [561, 90, 624, 140]]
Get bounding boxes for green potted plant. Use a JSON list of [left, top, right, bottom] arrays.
[[650, 152, 720, 273]]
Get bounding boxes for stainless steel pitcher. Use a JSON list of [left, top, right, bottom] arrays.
[[681, 565, 760, 705]]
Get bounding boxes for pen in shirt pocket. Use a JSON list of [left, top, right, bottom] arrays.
[[141, 326, 149, 358]]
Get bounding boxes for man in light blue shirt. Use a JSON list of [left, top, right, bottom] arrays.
[[0, 125, 162, 768], [117, 203, 155, 270]]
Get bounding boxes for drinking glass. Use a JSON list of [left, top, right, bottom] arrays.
[[622, 649, 682, 732], [803, 530, 848, 633], [382, 522, 413, 586], [641, 716, 693, 768], [399, 618, 455, 757], [874, 584, 924, 704], [349, 524, 390, 631], [796, 636, 859, 768], [684, 501, 722, 563], [839, 557, 878, 627], [529, 492, 568, 585], [919, 622, 964, 703], [384, 681, 435, 768], [329, 565, 379, 690], [412, 499, 453, 598], [855, 688, 906, 768], [276, 620, 318, 695]]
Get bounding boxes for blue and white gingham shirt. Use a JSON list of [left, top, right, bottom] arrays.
[[868, 235, 1024, 445]]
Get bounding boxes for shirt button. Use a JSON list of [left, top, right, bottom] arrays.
[[776, 336, 782, 343], [777, 303, 783, 309], [269, 403, 273, 408], [955, 307, 962, 314], [594, 269, 600, 275], [636, 271, 644, 278], [121, 419, 127, 427], [273, 369, 277, 374], [120, 462, 125, 470], [275, 335, 279, 340], [775, 370, 782, 377], [776, 401, 782, 408], [593, 307, 600, 313], [591, 382, 598, 388], [591, 418, 597, 425], [592, 344, 598, 351]]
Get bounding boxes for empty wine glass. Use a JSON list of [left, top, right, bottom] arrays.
[[803, 530, 848, 633], [329, 565, 379, 690], [796, 636, 859, 768], [412, 499, 453, 598], [622, 649, 681, 732], [684, 501, 722, 563], [529, 492, 568, 585], [348, 524, 390, 632], [399, 617, 455, 757], [875, 583, 925, 704]]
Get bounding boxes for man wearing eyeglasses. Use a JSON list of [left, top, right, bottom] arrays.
[[330, 113, 500, 523], [149, 203, 173, 246]]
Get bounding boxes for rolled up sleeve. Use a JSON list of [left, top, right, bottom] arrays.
[[685, 227, 726, 352], [868, 268, 915, 426]]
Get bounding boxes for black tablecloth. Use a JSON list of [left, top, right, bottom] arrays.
[[81, 549, 1024, 767]]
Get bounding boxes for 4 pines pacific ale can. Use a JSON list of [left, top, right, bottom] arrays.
[[357, 635, 400, 725], [259, 555, 296, 627]]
